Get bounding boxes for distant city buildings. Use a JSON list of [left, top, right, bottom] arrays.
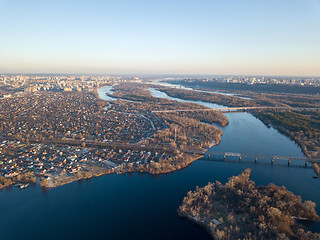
[[224, 76, 320, 86], [184, 76, 320, 87], [0, 74, 131, 98]]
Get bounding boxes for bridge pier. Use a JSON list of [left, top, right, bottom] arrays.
[[197, 152, 319, 167]]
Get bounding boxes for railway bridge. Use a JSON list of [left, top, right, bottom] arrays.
[[197, 151, 320, 167]]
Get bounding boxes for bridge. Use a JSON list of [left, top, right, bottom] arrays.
[[152, 106, 320, 113], [199, 151, 320, 167], [2, 136, 319, 168]]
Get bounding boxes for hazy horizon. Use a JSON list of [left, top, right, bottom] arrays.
[[1, 0, 319, 76], [1, 73, 320, 79]]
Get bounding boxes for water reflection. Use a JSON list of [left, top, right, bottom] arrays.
[[0, 83, 317, 240]]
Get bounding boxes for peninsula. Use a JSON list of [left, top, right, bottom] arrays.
[[0, 76, 227, 189]]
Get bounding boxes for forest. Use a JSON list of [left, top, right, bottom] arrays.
[[253, 110, 320, 158], [178, 169, 320, 240], [171, 80, 320, 95]]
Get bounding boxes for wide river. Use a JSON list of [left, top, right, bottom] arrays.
[[0, 82, 319, 240]]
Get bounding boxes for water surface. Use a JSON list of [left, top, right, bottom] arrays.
[[0, 84, 318, 240], [0, 160, 318, 240]]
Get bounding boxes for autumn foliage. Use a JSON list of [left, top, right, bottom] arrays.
[[178, 169, 320, 240]]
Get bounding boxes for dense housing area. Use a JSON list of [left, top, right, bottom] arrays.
[[0, 77, 228, 189]]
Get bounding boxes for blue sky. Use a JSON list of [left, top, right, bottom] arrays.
[[0, 0, 319, 76]]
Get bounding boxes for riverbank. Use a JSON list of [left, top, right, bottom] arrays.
[[40, 165, 115, 189], [43, 83, 226, 189], [150, 84, 319, 160], [40, 153, 203, 189], [251, 110, 320, 158], [0, 146, 203, 190], [0, 138, 193, 191], [1, 82, 221, 191], [1, 111, 319, 240]]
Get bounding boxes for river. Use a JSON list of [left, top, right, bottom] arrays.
[[0, 82, 319, 240], [149, 78, 251, 99]]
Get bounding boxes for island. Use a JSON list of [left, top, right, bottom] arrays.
[[178, 169, 320, 240]]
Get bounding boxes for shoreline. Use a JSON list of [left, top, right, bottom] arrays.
[[1, 153, 203, 190], [2, 82, 314, 191], [152, 85, 318, 160], [178, 169, 320, 239], [250, 110, 319, 159], [39, 153, 203, 189]]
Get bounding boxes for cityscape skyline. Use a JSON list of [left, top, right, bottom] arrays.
[[1, 0, 320, 76]]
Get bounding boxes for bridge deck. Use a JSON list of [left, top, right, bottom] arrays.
[[202, 152, 320, 165]]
